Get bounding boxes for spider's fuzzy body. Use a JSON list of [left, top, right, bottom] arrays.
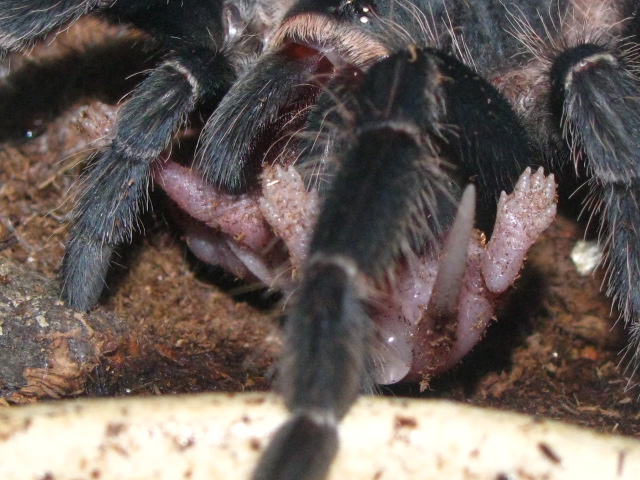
[[1, 0, 640, 479]]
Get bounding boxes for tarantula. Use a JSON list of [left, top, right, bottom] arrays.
[[2, 0, 640, 478]]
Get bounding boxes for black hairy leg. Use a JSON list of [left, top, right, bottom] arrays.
[[61, 45, 234, 309], [238, 41, 545, 480], [554, 43, 640, 359], [0, 0, 237, 309], [506, 0, 640, 368]]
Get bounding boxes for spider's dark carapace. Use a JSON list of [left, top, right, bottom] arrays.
[[1, 1, 640, 479]]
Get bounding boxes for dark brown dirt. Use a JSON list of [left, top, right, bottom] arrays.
[[1, 18, 638, 438]]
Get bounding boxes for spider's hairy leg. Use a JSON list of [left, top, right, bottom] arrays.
[[61, 3, 235, 310], [0, 0, 103, 54], [253, 48, 455, 480], [253, 45, 536, 480], [194, 1, 391, 194], [548, 29, 640, 361], [196, 47, 324, 194]]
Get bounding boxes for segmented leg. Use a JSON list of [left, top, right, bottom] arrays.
[[252, 46, 535, 480], [61, 46, 234, 309], [57, 0, 235, 309], [196, 48, 326, 194], [548, 33, 640, 362]]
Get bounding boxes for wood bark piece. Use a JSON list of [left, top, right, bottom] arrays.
[[0, 392, 638, 479], [0, 256, 128, 403]]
